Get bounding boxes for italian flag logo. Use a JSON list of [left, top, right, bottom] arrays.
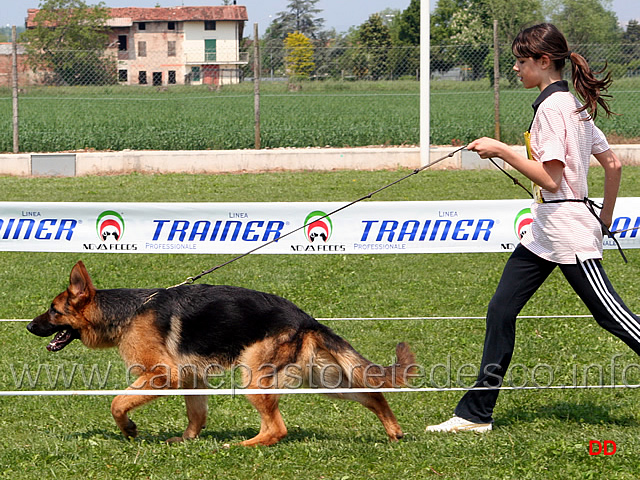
[[514, 207, 533, 239], [96, 210, 125, 241], [304, 210, 332, 243]]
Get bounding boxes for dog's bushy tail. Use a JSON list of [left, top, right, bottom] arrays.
[[307, 326, 417, 389]]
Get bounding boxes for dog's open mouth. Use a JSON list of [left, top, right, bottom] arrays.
[[47, 329, 80, 352]]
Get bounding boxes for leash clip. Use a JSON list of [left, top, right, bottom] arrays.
[[583, 198, 628, 264]]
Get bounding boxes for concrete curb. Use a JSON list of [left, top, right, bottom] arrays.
[[1, 145, 640, 176]]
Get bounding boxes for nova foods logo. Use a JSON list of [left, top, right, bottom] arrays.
[[97, 210, 125, 241], [290, 210, 345, 252], [514, 207, 533, 239], [304, 210, 332, 243], [84, 210, 137, 251]]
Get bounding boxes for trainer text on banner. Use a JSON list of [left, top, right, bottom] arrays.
[[1, 200, 639, 255]]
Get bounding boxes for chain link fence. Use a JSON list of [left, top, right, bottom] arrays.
[[1, 42, 639, 153]]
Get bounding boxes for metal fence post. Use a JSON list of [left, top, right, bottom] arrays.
[[11, 25, 19, 154], [493, 19, 500, 142], [253, 23, 261, 150]]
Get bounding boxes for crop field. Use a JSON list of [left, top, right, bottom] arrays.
[[2, 168, 640, 478], [1, 78, 640, 153]]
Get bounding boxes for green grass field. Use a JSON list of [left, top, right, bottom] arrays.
[[1, 167, 640, 478], [1, 79, 639, 153]]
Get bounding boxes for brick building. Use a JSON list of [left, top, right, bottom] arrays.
[[0, 43, 34, 87], [25, 5, 249, 86]]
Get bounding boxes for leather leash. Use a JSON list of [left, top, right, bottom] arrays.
[[171, 145, 468, 287]]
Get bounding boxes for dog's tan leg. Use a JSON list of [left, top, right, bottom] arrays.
[[111, 372, 170, 439], [240, 394, 287, 447], [111, 392, 160, 439], [328, 392, 404, 441], [235, 339, 289, 446], [166, 394, 209, 443]]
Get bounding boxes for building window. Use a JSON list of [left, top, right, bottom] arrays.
[[118, 35, 127, 51], [118, 69, 128, 82], [204, 20, 216, 31], [204, 39, 216, 62], [138, 22, 146, 31], [152, 72, 162, 86], [139, 71, 147, 85], [168, 21, 176, 30], [168, 70, 176, 84], [138, 41, 147, 57], [167, 41, 176, 57], [191, 66, 201, 82]]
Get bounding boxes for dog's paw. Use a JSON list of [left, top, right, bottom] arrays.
[[122, 419, 138, 439], [166, 436, 185, 444], [166, 433, 201, 443]]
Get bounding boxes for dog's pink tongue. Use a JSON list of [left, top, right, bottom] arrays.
[[47, 330, 71, 352]]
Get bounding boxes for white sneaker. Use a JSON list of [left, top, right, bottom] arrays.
[[426, 415, 492, 433]]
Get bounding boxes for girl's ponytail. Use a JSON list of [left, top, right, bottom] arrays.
[[567, 51, 614, 120]]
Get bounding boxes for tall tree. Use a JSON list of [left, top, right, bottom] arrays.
[[446, 1, 492, 79], [623, 19, 640, 44], [390, 1, 419, 78], [354, 14, 392, 80], [284, 31, 315, 80], [431, 0, 469, 44], [397, 0, 420, 45], [264, 0, 325, 41], [483, 0, 544, 85], [313, 28, 350, 79], [22, 0, 115, 85], [484, 0, 543, 42], [432, 0, 543, 44], [429, 0, 545, 78], [549, 0, 621, 44], [378, 8, 402, 44], [622, 19, 640, 66], [430, 0, 469, 72]]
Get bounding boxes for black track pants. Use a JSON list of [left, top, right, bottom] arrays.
[[454, 244, 640, 424]]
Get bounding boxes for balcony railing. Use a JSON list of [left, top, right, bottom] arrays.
[[184, 51, 248, 65]]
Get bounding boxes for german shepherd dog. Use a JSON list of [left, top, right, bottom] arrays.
[[27, 261, 416, 446]]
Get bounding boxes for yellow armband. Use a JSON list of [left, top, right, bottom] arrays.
[[524, 131, 544, 203]]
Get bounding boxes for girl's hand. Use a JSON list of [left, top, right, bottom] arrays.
[[467, 137, 508, 159], [593, 149, 621, 230], [468, 136, 564, 192]]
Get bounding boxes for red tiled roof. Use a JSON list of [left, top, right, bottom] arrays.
[[26, 5, 248, 27]]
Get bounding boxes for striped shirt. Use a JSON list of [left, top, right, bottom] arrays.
[[520, 81, 610, 264]]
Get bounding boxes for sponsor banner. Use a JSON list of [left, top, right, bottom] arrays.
[[1, 200, 639, 254]]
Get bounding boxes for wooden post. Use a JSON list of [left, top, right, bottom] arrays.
[[493, 19, 500, 141], [12, 25, 19, 153], [253, 23, 261, 150]]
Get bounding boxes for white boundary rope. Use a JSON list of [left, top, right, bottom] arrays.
[[1, 315, 594, 323], [1, 384, 639, 397], [321, 315, 594, 321]]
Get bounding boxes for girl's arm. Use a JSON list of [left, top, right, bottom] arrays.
[[467, 137, 564, 192], [593, 149, 622, 228]]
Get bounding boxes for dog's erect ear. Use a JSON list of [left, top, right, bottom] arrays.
[[68, 261, 95, 306]]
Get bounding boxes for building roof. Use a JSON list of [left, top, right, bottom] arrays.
[[26, 5, 248, 28]]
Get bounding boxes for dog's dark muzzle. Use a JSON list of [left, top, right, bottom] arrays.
[[27, 313, 59, 337], [27, 314, 80, 352]]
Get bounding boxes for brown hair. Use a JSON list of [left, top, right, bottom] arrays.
[[512, 23, 614, 119]]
